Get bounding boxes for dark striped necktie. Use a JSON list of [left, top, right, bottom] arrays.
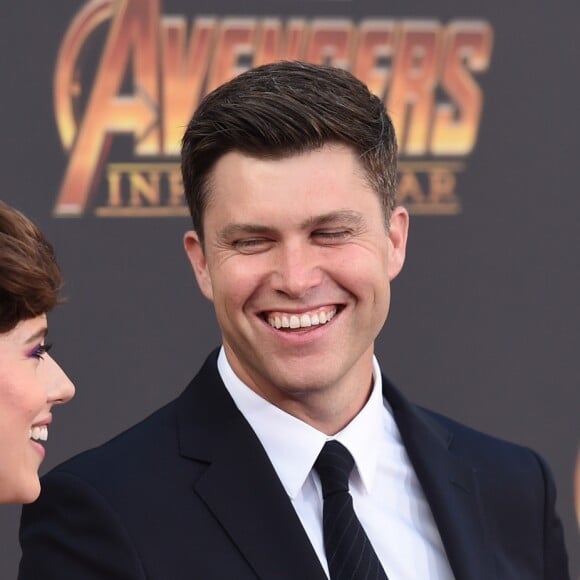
[[314, 440, 389, 580]]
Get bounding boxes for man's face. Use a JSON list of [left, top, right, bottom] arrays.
[[185, 144, 408, 425]]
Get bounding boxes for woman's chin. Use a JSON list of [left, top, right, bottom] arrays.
[[1, 476, 41, 505]]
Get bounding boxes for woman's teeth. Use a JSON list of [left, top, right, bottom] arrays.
[[267, 307, 337, 330], [29, 425, 48, 441]]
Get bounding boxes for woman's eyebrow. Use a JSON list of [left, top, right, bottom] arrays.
[[24, 327, 48, 345]]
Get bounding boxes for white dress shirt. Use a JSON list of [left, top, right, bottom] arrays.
[[218, 348, 455, 579]]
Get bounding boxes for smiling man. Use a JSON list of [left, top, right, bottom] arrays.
[[19, 62, 569, 580], [184, 144, 407, 435]]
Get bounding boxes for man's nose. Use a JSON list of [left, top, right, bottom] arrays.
[[270, 243, 324, 298], [45, 355, 76, 405]]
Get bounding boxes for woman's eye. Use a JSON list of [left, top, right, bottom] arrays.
[[30, 343, 52, 360]]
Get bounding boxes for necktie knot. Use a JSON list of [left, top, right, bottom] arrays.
[[314, 440, 355, 498]]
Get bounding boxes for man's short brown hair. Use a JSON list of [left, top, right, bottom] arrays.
[[181, 61, 398, 241]]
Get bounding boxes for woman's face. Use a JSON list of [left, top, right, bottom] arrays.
[[0, 314, 75, 503]]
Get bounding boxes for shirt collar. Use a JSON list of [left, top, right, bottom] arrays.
[[217, 347, 385, 498]]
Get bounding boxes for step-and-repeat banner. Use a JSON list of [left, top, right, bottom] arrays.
[[1, 0, 578, 577]]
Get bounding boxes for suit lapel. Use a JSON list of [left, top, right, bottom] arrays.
[[176, 353, 327, 580], [174, 353, 496, 579], [383, 376, 496, 580]]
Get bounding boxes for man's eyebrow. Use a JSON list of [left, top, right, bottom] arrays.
[[217, 211, 365, 240], [301, 210, 365, 229], [218, 223, 278, 240]]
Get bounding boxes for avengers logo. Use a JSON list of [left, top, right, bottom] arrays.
[[53, 0, 493, 217]]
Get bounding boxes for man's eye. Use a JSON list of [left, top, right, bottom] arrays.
[[30, 343, 52, 360], [313, 230, 351, 241], [233, 238, 271, 253]]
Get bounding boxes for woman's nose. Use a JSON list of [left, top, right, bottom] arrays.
[[45, 355, 75, 404]]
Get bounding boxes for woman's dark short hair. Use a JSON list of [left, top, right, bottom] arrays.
[[181, 61, 398, 241], [0, 201, 62, 332]]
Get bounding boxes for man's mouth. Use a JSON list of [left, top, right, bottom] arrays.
[[29, 425, 48, 442], [266, 306, 338, 330]]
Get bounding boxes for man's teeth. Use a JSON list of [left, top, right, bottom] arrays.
[[29, 426, 48, 442], [267, 308, 337, 329]]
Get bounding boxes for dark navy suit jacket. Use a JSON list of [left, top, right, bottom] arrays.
[[19, 351, 570, 579]]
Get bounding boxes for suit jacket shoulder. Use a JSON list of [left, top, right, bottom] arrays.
[[382, 374, 570, 580], [19, 351, 326, 580]]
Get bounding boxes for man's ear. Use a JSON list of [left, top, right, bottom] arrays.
[[183, 231, 214, 301], [386, 206, 409, 281]]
